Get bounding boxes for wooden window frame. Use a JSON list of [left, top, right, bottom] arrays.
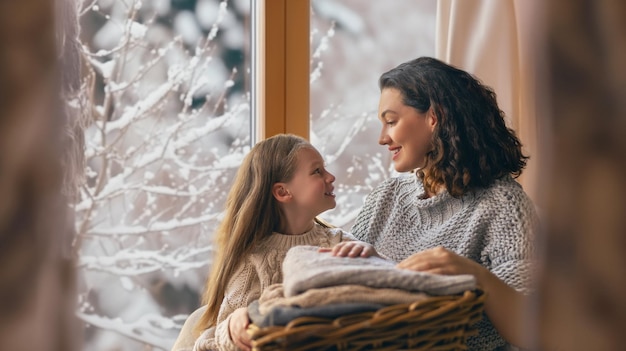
[[252, 0, 310, 142]]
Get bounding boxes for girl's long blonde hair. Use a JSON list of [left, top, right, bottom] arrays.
[[196, 134, 312, 332]]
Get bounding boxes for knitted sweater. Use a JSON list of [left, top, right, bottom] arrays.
[[171, 223, 353, 351], [351, 174, 537, 351]]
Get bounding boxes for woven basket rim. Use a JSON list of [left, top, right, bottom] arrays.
[[249, 289, 486, 351]]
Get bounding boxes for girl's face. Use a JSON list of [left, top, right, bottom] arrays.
[[283, 147, 336, 217], [378, 88, 437, 172]]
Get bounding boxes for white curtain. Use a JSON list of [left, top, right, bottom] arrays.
[[436, 0, 539, 204]]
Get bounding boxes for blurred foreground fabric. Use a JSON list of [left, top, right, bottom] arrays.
[[0, 0, 81, 350]]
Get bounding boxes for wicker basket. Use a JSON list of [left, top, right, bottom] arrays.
[[248, 289, 486, 351]]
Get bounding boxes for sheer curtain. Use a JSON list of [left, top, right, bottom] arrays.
[[435, 0, 540, 204]]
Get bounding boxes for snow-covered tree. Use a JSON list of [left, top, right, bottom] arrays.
[[75, 0, 250, 349]]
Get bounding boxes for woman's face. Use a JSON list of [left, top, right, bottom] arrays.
[[378, 88, 437, 172]]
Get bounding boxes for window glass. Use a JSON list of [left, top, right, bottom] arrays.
[[75, 0, 251, 349], [310, 0, 437, 227]]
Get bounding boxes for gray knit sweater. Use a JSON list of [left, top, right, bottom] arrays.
[[351, 174, 537, 351]]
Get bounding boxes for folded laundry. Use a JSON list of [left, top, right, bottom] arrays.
[[282, 245, 476, 297], [257, 283, 431, 315], [248, 300, 383, 327]]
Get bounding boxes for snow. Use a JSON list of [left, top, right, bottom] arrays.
[[88, 207, 220, 234], [79, 246, 211, 275], [151, 0, 170, 16], [78, 311, 179, 349], [128, 20, 147, 40], [93, 19, 124, 50], [195, 0, 220, 30], [313, 0, 365, 34], [206, 1, 229, 41], [173, 11, 203, 46]]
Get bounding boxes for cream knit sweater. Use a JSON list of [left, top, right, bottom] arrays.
[[171, 223, 353, 351], [351, 174, 537, 351]]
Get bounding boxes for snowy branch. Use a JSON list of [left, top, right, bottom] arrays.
[[77, 311, 183, 350], [79, 246, 212, 275]]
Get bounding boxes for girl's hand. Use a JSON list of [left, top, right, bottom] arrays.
[[319, 241, 379, 258], [396, 246, 483, 279], [228, 307, 252, 351]]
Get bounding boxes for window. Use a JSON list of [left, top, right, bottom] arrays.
[[76, 0, 251, 349], [310, 0, 436, 227]]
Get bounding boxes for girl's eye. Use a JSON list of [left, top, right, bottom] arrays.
[[386, 120, 396, 126], [313, 168, 322, 174]]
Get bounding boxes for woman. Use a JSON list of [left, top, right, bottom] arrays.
[[351, 57, 537, 351]]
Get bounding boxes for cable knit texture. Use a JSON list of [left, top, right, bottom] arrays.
[[170, 223, 353, 351], [282, 245, 476, 297], [351, 174, 537, 351]]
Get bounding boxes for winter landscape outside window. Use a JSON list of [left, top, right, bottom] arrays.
[[75, 0, 251, 349]]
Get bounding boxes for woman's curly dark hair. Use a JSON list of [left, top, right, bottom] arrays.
[[379, 57, 528, 197]]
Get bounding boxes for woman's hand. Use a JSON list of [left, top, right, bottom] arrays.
[[318, 241, 379, 258], [228, 307, 252, 351], [398, 247, 533, 348], [397, 246, 483, 279]]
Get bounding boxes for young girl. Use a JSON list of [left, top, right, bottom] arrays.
[[171, 134, 375, 351]]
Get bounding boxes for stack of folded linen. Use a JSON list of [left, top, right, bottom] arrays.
[[249, 245, 477, 328]]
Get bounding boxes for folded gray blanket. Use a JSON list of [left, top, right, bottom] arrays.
[[282, 245, 476, 297]]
